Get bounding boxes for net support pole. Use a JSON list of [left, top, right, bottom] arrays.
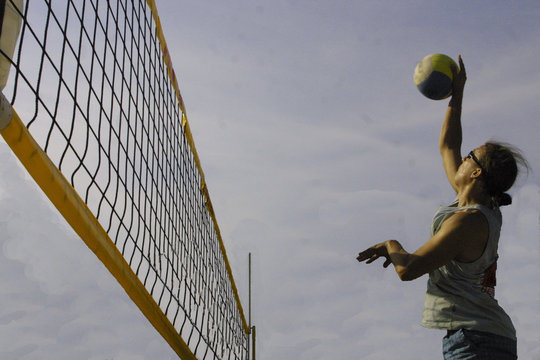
[[0, 91, 12, 129], [252, 325, 256, 360], [248, 252, 252, 360], [248, 253, 256, 360]]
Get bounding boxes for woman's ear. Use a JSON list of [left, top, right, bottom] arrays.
[[471, 168, 483, 179]]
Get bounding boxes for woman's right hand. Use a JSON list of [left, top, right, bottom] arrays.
[[452, 55, 467, 97]]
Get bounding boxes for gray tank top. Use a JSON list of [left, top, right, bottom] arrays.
[[421, 199, 516, 340]]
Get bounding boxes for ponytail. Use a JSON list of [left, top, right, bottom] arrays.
[[492, 193, 512, 207]]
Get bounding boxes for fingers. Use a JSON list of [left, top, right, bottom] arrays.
[[366, 255, 379, 264], [451, 55, 465, 74], [450, 54, 466, 97], [356, 249, 372, 262], [356, 251, 366, 261], [457, 55, 466, 76], [357, 241, 391, 267], [357, 249, 391, 267]]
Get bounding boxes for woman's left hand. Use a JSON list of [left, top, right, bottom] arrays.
[[357, 241, 393, 268]]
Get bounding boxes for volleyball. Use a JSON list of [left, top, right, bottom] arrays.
[[414, 54, 457, 100]]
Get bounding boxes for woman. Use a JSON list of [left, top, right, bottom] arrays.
[[356, 56, 528, 359]]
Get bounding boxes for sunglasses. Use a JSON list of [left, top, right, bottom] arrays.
[[466, 150, 487, 175]]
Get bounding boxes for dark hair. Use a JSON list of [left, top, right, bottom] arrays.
[[480, 141, 529, 206]]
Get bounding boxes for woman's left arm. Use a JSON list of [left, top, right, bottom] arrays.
[[357, 210, 488, 281]]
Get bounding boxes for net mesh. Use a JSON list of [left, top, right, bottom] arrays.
[[1, 0, 248, 358]]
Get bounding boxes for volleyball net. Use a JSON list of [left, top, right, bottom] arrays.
[[0, 0, 249, 359]]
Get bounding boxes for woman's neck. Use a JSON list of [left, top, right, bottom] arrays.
[[457, 184, 491, 207]]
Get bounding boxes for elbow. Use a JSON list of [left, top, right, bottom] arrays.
[[388, 246, 427, 281], [396, 267, 422, 282], [397, 269, 414, 281]]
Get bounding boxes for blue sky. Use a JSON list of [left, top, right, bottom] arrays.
[[1, 1, 539, 359]]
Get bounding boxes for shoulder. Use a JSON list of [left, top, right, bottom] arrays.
[[450, 208, 487, 222], [440, 209, 489, 238]]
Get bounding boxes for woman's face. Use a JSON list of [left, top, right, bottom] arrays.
[[454, 146, 486, 188]]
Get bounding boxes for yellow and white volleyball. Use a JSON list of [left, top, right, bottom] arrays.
[[414, 54, 457, 100]]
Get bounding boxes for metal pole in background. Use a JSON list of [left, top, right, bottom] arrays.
[[252, 325, 256, 360], [248, 253, 252, 360]]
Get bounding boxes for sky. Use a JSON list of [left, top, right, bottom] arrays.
[[1, 1, 540, 359]]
